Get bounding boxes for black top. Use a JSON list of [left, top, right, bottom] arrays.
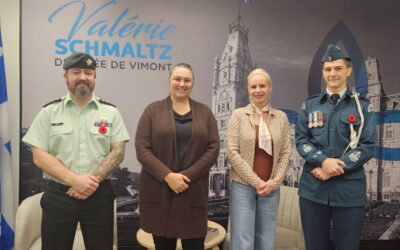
[[174, 110, 193, 169]]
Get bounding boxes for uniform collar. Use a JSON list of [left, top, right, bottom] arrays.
[[64, 92, 100, 108], [317, 90, 328, 102], [317, 88, 352, 103], [326, 87, 347, 99]]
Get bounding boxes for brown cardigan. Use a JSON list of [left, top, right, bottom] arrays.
[[135, 97, 220, 239]]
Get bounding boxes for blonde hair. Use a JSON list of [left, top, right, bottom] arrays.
[[247, 68, 272, 86]]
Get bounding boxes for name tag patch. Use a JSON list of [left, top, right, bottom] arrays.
[[51, 122, 64, 126]]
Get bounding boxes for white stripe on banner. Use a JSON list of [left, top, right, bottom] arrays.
[[0, 24, 15, 250]]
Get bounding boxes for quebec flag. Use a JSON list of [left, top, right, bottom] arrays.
[[0, 25, 15, 250]]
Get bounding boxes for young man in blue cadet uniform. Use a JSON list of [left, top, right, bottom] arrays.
[[22, 52, 130, 250], [295, 44, 376, 250]]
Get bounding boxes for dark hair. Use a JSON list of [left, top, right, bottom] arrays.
[[169, 63, 194, 80], [344, 58, 352, 67]]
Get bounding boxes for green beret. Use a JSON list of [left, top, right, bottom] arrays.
[[63, 52, 97, 70], [321, 44, 351, 63]]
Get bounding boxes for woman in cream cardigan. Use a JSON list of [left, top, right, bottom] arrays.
[[227, 68, 291, 250]]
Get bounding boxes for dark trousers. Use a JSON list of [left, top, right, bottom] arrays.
[[40, 180, 115, 250], [299, 197, 364, 250], [152, 235, 205, 250]]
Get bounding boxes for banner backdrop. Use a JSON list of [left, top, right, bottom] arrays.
[[21, 0, 400, 247]]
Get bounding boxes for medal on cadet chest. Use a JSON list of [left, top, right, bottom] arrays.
[[308, 111, 324, 128], [318, 111, 324, 127], [313, 112, 318, 127], [308, 113, 313, 128]]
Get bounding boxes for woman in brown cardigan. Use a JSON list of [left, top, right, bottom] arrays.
[[135, 63, 220, 250], [227, 68, 291, 250]]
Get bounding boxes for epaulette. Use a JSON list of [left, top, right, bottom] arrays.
[[43, 98, 62, 107], [305, 94, 320, 101], [99, 99, 116, 107]]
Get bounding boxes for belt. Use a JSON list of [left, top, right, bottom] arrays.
[[46, 179, 110, 193], [46, 180, 70, 193]]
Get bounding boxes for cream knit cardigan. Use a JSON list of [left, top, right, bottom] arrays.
[[227, 104, 291, 189]]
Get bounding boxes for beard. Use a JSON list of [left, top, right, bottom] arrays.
[[69, 79, 93, 97], [75, 86, 90, 97]]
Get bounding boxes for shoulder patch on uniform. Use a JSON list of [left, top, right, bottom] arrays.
[[99, 99, 116, 107], [43, 98, 62, 107]]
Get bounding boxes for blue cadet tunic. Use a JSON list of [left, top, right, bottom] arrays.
[[295, 88, 376, 207], [22, 92, 130, 184]]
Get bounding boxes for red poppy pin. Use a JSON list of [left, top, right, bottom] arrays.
[[347, 114, 357, 123], [99, 125, 107, 134]]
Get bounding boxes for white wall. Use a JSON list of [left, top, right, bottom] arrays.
[[0, 0, 20, 210]]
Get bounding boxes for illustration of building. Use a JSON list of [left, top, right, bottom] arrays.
[[285, 123, 305, 187], [364, 57, 400, 202], [209, 15, 253, 198]]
